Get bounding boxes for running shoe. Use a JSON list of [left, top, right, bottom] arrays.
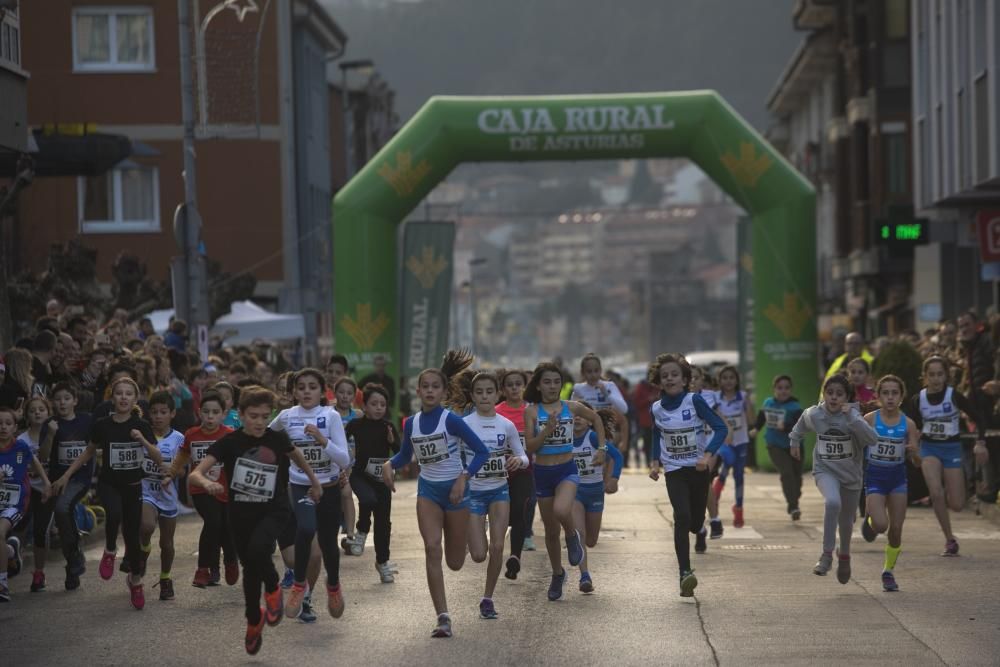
[[192, 567, 211, 588], [522, 536, 537, 551], [813, 552, 833, 576], [942, 539, 960, 557], [299, 596, 317, 623], [679, 570, 698, 597], [327, 583, 345, 618], [264, 587, 284, 626], [881, 571, 899, 592], [547, 568, 566, 601], [732, 505, 744, 529], [0, 582, 9, 602], [709, 519, 723, 539], [695, 529, 707, 554], [99, 550, 116, 581], [286, 582, 306, 619], [245, 609, 265, 655], [376, 561, 395, 584], [128, 578, 145, 610], [861, 515, 877, 543], [208, 566, 221, 586], [579, 571, 594, 593], [225, 560, 240, 586], [431, 613, 453, 638], [6, 536, 21, 577], [30, 570, 45, 592], [157, 577, 175, 601], [341, 535, 356, 556], [479, 598, 498, 619], [69, 550, 86, 577], [65, 565, 81, 591], [565, 530, 583, 567], [711, 478, 724, 500], [790, 508, 801, 521], [280, 567, 294, 589], [504, 555, 520, 580], [836, 554, 851, 584], [351, 532, 367, 557]]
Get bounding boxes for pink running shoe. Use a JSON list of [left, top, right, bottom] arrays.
[[99, 551, 116, 581]]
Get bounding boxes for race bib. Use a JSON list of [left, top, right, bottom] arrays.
[[542, 418, 574, 447], [58, 441, 87, 467], [660, 428, 699, 461], [293, 440, 331, 474], [764, 409, 785, 429], [922, 419, 959, 440], [141, 456, 164, 481], [365, 457, 388, 480], [109, 442, 142, 471], [725, 415, 745, 432], [871, 437, 904, 463], [0, 482, 21, 509], [574, 447, 600, 479], [475, 451, 508, 480], [232, 457, 278, 502], [816, 434, 853, 461], [191, 440, 223, 481], [413, 433, 450, 465]]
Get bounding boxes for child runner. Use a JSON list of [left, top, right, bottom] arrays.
[[0, 406, 51, 602], [52, 377, 161, 609], [907, 356, 986, 556], [691, 367, 724, 542], [213, 382, 242, 429], [712, 365, 755, 528], [17, 396, 56, 592], [190, 387, 323, 655], [380, 349, 490, 638], [139, 391, 185, 600], [752, 375, 804, 520], [572, 353, 629, 450], [47, 382, 93, 590], [847, 358, 877, 413], [523, 362, 607, 602], [463, 371, 528, 619], [647, 353, 727, 597], [571, 403, 623, 592], [861, 375, 920, 591], [333, 377, 363, 557], [789, 374, 877, 583], [346, 383, 400, 583], [496, 369, 534, 581], [269, 368, 351, 621], [163, 391, 238, 588]]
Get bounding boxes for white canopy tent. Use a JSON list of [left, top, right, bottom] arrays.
[[146, 301, 305, 346]]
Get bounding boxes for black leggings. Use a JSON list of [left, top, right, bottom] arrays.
[[192, 493, 236, 569], [350, 471, 392, 564], [53, 478, 90, 562], [291, 484, 342, 586], [507, 471, 535, 558], [229, 504, 289, 625], [664, 467, 710, 576], [27, 488, 54, 549], [98, 480, 143, 573], [767, 445, 803, 513]]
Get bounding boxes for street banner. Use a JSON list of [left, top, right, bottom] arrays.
[[399, 221, 454, 395], [976, 210, 1000, 263]]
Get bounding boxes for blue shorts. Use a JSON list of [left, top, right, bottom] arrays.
[[865, 465, 907, 496], [417, 476, 470, 512], [142, 498, 179, 519], [533, 460, 579, 498], [920, 441, 963, 469], [575, 482, 605, 513], [469, 485, 510, 515]]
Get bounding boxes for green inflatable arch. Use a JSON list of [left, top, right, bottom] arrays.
[[332, 91, 817, 464]]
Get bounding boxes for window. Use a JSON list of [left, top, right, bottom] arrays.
[[78, 165, 160, 233], [73, 7, 154, 72], [885, 0, 908, 39], [882, 124, 910, 198], [0, 2, 20, 70], [974, 74, 990, 182]]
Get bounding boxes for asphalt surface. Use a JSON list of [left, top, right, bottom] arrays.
[[5, 470, 1000, 666]]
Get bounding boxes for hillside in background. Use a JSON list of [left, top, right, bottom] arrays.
[[323, 0, 801, 130]]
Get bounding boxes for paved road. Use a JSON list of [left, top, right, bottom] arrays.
[[5, 471, 1000, 666]]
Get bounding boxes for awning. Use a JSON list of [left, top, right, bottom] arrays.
[[0, 130, 132, 177]]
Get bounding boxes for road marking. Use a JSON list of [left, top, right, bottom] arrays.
[[720, 526, 763, 539], [721, 544, 791, 550], [953, 529, 1000, 541]]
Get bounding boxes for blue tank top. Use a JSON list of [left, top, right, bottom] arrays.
[[536, 401, 574, 455], [869, 411, 907, 468]]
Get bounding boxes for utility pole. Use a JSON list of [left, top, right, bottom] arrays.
[[171, 0, 210, 348]]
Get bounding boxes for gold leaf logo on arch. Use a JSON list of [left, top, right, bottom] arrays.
[[721, 141, 773, 188], [340, 303, 390, 351], [406, 246, 449, 289], [378, 151, 432, 197], [764, 292, 813, 340]]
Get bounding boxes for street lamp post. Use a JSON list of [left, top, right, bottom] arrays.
[[339, 59, 375, 179], [468, 257, 487, 355]]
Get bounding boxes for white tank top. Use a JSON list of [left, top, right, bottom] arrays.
[[410, 409, 463, 482], [651, 393, 706, 472], [718, 391, 749, 444], [918, 387, 961, 442]]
